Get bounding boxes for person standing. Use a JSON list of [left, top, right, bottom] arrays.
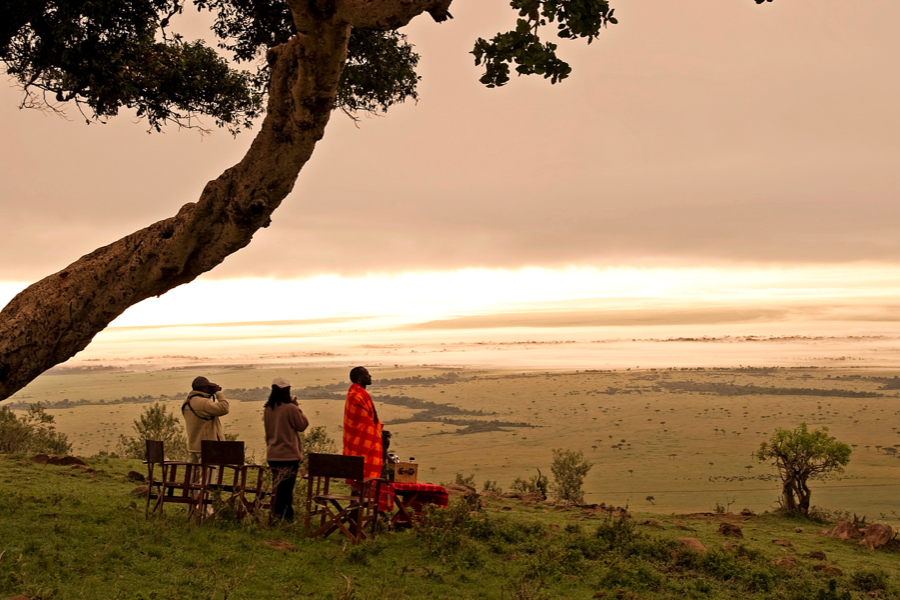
[[263, 377, 310, 522], [182, 375, 231, 464], [342, 366, 387, 480]]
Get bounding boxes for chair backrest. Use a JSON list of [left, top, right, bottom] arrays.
[[145, 439, 165, 464], [201, 440, 245, 465], [308, 453, 365, 480]]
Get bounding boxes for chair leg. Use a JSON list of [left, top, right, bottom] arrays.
[[145, 463, 154, 518]]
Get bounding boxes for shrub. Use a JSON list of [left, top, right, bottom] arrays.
[[416, 498, 473, 557], [596, 511, 638, 547], [550, 448, 592, 504], [482, 479, 503, 494], [116, 402, 187, 461], [0, 404, 71, 455], [454, 472, 476, 488], [299, 426, 336, 475], [851, 569, 889, 593], [510, 473, 548, 498]]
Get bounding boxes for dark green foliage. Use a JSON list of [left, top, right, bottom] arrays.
[[1, 0, 261, 133], [0, 404, 71, 455], [3, 0, 776, 132], [337, 30, 420, 117], [1, 0, 419, 130], [472, 0, 616, 87]]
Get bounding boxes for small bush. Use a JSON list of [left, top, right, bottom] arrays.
[[454, 472, 476, 488], [817, 579, 851, 600], [851, 569, 889, 593], [550, 448, 592, 504], [416, 498, 472, 557], [596, 512, 638, 546], [806, 506, 852, 524], [0, 404, 71, 455], [482, 479, 502, 494], [510, 474, 548, 498], [116, 403, 187, 461]]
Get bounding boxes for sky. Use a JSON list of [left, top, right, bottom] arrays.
[[1, 0, 899, 330]]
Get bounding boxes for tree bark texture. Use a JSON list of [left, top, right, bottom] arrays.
[[0, 0, 454, 401]]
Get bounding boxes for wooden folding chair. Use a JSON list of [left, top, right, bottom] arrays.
[[196, 440, 245, 521], [144, 440, 200, 518], [304, 453, 384, 544]]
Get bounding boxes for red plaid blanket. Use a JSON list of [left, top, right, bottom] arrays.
[[391, 482, 449, 512], [342, 384, 383, 480]]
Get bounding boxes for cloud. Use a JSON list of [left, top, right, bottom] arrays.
[[1, 0, 899, 282]]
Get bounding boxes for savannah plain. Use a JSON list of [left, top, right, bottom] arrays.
[[9, 329, 900, 526]]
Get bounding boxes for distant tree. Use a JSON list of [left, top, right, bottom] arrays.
[[754, 423, 851, 515], [0, 404, 71, 455], [550, 448, 592, 504], [117, 402, 187, 461]]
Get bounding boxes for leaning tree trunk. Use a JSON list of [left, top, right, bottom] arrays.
[[0, 0, 453, 401], [797, 478, 812, 515]]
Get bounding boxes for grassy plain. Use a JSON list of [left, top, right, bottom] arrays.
[[8, 364, 900, 523], [1, 453, 899, 600]]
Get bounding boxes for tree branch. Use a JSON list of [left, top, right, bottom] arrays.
[[334, 0, 453, 29]]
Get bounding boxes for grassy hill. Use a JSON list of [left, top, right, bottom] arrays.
[[0, 454, 898, 600]]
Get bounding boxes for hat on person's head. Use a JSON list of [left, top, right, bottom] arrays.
[[192, 376, 212, 390], [272, 377, 291, 389]]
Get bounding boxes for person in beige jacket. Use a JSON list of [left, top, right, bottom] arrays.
[[182, 375, 231, 464]]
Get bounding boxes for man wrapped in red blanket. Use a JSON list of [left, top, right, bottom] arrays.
[[342, 366, 384, 480]]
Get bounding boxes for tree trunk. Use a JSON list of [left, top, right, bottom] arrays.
[[0, 16, 353, 400], [797, 478, 811, 515], [781, 479, 797, 512]]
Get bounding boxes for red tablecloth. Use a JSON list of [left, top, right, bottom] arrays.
[[391, 482, 449, 513]]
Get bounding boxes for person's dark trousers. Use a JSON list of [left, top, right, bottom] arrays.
[[268, 460, 299, 522]]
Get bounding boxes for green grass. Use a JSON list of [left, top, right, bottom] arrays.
[[1, 454, 898, 600]]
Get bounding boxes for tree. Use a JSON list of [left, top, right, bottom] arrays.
[[550, 447, 592, 504], [117, 402, 188, 461], [0, 0, 767, 400], [754, 423, 851, 515]]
